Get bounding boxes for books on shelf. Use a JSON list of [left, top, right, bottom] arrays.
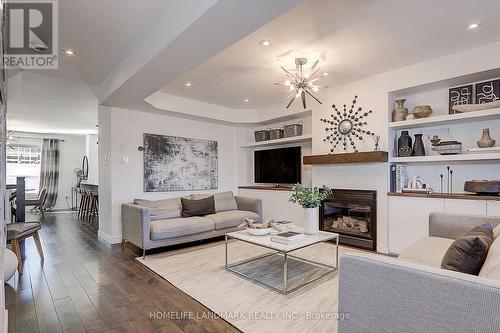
[[390, 164, 408, 193], [270, 231, 305, 245]]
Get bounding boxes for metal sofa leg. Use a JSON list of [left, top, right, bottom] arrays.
[[143, 248, 146, 260]]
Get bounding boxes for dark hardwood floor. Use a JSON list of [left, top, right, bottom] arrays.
[[5, 212, 240, 333]]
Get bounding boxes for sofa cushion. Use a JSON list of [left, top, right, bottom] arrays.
[[150, 217, 215, 240], [206, 210, 260, 230], [441, 224, 494, 275], [398, 237, 454, 268], [134, 198, 181, 220], [479, 237, 500, 280], [181, 196, 216, 217], [214, 191, 238, 212]]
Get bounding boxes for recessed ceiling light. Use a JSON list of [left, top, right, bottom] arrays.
[[62, 48, 76, 56], [244, 98, 249, 102], [259, 40, 271, 47], [185, 82, 192, 87], [323, 72, 329, 76], [467, 22, 480, 30]]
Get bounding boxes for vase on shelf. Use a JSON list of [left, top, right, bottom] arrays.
[[303, 207, 319, 235], [477, 128, 496, 148], [393, 99, 408, 122], [397, 130, 412, 157], [412, 134, 426, 156]]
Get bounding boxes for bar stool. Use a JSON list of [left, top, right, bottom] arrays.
[[87, 191, 98, 227]]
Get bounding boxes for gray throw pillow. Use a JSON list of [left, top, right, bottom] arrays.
[[441, 224, 494, 275], [214, 191, 238, 212], [181, 196, 216, 217]]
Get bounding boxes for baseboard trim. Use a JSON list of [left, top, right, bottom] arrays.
[[377, 244, 389, 254], [98, 230, 122, 244]]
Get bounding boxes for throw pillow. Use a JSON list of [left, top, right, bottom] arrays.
[[441, 224, 494, 275], [214, 192, 238, 212], [494, 223, 500, 239], [181, 196, 216, 217], [134, 198, 182, 220], [479, 237, 500, 280]]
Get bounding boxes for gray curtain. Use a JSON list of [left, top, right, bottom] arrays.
[[39, 139, 60, 210]]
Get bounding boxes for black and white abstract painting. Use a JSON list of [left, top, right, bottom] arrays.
[[449, 84, 473, 114], [475, 79, 500, 104], [143, 133, 218, 192]]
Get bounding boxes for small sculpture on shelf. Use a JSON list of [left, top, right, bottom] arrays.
[[321, 95, 377, 153], [411, 134, 425, 156], [477, 128, 496, 148], [393, 98, 408, 121], [397, 131, 412, 157]]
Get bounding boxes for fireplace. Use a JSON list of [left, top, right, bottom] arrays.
[[320, 189, 376, 251]]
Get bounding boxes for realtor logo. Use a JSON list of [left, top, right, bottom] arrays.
[[3, 0, 58, 69]]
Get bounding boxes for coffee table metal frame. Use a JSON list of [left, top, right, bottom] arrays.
[[225, 232, 339, 295]]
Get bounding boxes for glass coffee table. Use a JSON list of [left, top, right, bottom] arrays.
[[225, 229, 339, 295]]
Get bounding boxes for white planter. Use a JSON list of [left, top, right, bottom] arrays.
[[303, 207, 319, 234]]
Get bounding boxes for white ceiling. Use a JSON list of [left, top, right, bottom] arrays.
[[46, 0, 174, 86], [160, 0, 500, 109]]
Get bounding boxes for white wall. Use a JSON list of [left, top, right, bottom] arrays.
[[98, 106, 239, 243], [9, 132, 87, 210], [85, 134, 99, 184]]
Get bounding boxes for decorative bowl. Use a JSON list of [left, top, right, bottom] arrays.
[[464, 180, 500, 195], [435, 141, 462, 155], [412, 105, 433, 118], [247, 228, 272, 236]]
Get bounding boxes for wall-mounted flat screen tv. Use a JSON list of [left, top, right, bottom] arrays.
[[254, 146, 301, 184]]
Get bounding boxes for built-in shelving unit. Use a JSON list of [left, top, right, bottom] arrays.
[[240, 134, 312, 148], [389, 152, 500, 163], [389, 107, 500, 129], [387, 71, 500, 199]]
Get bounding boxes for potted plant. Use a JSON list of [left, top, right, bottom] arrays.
[[289, 184, 331, 234]]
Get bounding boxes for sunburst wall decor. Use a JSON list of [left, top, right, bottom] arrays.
[[321, 95, 376, 153], [274, 57, 327, 109]]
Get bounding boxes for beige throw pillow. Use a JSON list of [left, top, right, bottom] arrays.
[[479, 237, 500, 280], [494, 223, 500, 239], [134, 198, 181, 220], [214, 191, 238, 212]]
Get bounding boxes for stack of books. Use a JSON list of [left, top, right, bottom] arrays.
[[271, 231, 305, 245], [271, 220, 295, 232]]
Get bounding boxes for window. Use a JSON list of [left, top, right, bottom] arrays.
[[6, 145, 42, 194]]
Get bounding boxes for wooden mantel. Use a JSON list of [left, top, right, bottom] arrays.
[[303, 151, 388, 165]]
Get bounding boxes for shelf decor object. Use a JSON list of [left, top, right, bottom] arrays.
[[452, 100, 500, 113], [303, 151, 388, 165], [475, 79, 500, 104], [411, 134, 425, 156], [449, 84, 473, 114], [393, 98, 408, 121], [397, 131, 412, 157], [274, 57, 328, 109], [464, 180, 500, 195], [321, 95, 377, 153], [477, 128, 496, 148], [412, 105, 433, 118]]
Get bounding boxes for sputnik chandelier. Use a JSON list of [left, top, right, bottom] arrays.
[[274, 57, 327, 109]]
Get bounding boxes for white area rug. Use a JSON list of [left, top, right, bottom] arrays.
[[137, 240, 364, 333]]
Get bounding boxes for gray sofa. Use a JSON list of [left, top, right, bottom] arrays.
[[121, 192, 262, 258], [339, 212, 500, 333]]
